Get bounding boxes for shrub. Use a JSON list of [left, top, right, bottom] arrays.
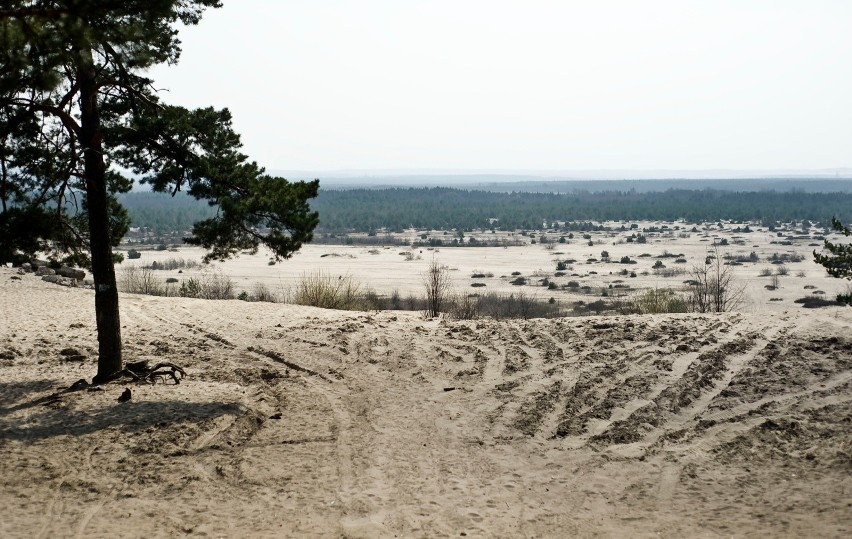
[[629, 288, 688, 314], [127, 249, 141, 259], [119, 265, 164, 296], [179, 278, 203, 298], [423, 259, 452, 317], [449, 293, 480, 320], [687, 245, 744, 312], [251, 282, 277, 303], [389, 289, 402, 310], [295, 271, 362, 310], [794, 296, 845, 308], [469, 291, 559, 320]]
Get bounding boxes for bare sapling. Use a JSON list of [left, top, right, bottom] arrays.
[[423, 259, 452, 318]]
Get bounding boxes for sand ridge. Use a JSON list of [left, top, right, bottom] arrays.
[[1, 268, 850, 537]]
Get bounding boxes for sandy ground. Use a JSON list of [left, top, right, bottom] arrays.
[[1, 267, 850, 538], [124, 222, 850, 311]]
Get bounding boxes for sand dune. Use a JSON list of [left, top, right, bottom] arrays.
[[1, 267, 850, 537]]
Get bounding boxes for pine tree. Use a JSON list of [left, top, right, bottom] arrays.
[[0, 1, 319, 382], [814, 217, 852, 282]]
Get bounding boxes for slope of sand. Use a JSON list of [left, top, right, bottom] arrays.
[[1, 267, 850, 538]]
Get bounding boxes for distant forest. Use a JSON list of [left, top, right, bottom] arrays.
[[119, 186, 852, 235]]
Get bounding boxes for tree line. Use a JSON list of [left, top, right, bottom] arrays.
[[120, 187, 852, 234]]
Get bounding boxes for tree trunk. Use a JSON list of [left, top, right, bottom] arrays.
[[78, 48, 123, 383]]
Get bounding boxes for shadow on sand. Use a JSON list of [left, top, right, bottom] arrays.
[[0, 381, 243, 444]]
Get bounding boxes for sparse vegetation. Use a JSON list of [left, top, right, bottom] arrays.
[[295, 271, 362, 310], [145, 257, 201, 271]]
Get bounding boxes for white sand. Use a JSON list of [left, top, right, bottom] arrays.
[[1, 266, 850, 537], [126, 222, 848, 311]]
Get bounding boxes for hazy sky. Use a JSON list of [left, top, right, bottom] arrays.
[[149, 0, 852, 173]]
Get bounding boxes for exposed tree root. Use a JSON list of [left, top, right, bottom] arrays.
[[92, 360, 188, 385]]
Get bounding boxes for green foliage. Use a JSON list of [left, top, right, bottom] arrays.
[[0, 1, 318, 266], [127, 249, 142, 259], [292, 187, 852, 234], [179, 278, 203, 298], [177, 271, 234, 300], [1, 2, 319, 379], [814, 217, 852, 280]]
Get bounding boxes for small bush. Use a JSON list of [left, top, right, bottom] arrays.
[[127, 249, 141, 259], [120, 265, 165, 296], [794, 296, 844, 308], [629, 288, 688, 314], [295, 271, 362, 310], [252, 282, 277, 303]]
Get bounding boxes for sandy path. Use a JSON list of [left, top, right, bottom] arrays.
[[1, 268, 851, 537]]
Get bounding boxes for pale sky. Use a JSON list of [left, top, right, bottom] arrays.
[[149, 0, 852, 174]]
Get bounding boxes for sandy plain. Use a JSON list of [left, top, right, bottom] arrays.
[[1, 221, 851, 538], [126, 221, 849, 311]]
